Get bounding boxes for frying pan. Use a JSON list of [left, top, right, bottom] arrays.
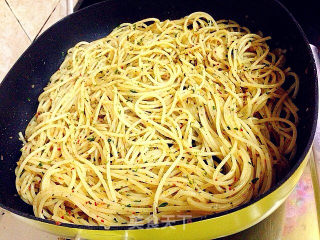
[[0, 0, 317, 239]]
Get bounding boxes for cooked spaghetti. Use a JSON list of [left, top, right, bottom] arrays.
[[15, 12, 299, 226]]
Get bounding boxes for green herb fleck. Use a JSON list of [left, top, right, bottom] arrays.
[[212, 105, 216, 110], [130, 89, 137, 93], [134, 200, 141, 202], [108, 138, 112, 143], [234, 127, 239, 130], [126, 204, 131, 207], [113, 218, 118, 223], [137, 39, 143, 45], [87, 137, 95, 142], [38, 162, 43, 167], [227, 126, 231, 130], [115, 69, 120, 74], [159, 202, 168, 207]]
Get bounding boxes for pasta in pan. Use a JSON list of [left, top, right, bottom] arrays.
[[15, 12, 299, 226]]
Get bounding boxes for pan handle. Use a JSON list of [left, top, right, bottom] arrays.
[[310, 44, 320, 229]]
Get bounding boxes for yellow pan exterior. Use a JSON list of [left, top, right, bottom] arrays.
[[12, 151, 310, 240]]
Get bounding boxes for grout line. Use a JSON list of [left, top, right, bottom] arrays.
[[33, 0, 63, 41], [4, 0, 31, 41]]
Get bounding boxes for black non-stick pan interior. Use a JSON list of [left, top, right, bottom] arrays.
[[0, 0, 317, 229]]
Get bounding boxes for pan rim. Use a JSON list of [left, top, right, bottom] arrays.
[[0, 0, 318, 231]]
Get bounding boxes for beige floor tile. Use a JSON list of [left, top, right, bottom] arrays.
[[7, 0, 60, 40], [40, 0, 79, 35], [0, 209, 57, 240], [40, 0, 67, 35], [0, 1, 31, 82]]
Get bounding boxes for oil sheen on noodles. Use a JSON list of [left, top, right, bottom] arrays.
[[15, 12, 299, 226]]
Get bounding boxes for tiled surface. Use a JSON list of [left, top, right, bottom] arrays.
[[0, 209, 57, 240], [0, 0, 31, 81], [6, 0, 60, 40], [0, 0, 77, 83], [40, 0, 78, 35], [40, 0, 67, 34]]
